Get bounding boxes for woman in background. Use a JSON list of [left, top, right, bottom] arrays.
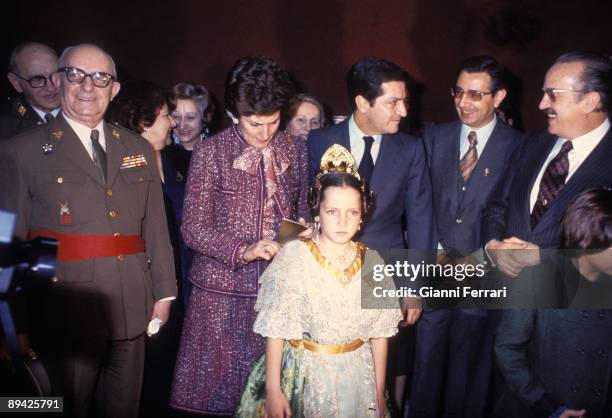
[[285, 93, 325, 140], [166, 82, 215, 182], [107, 79, 187, 417], [170, 56, 311, 415]]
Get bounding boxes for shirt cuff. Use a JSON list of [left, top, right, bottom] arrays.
[[157, 296, 176, 302]]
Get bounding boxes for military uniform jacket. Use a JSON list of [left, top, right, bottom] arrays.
[[0, 116, 177, 340], [0, 95, 46, 140]]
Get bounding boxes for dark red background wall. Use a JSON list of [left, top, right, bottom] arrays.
[[3, 0, 612, 131]]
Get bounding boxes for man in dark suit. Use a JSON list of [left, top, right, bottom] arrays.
[[0, 44, 176, 417], [482, 51, 612, 418], [410, 56, 523, 418], [308, 56, 435, 324], [482, 51, 612, 274], [0, 42, 60, 139]]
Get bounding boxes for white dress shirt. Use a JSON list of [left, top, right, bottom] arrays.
[[62, 113, 106, 159], [529, 118, 610, 211], [348, 115, 382, 166], [33, 106, 60, 122], [459, 115, 497, 159]]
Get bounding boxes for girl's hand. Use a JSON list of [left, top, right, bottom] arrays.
[[264, 389, 292, 418]]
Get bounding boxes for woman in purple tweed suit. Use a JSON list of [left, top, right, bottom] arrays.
[[170, 56, 311, 415]]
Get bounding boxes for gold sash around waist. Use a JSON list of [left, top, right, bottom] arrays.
[[289, 338, 365, 354]]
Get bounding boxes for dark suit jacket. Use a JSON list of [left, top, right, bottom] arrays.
[[495, 308, 612, 418], [308, 118, 435, 250], [0, 116, 177, 341], [482, 128, 612, 248], [0, 95, 46, 140], [424, 120, 522, 255]]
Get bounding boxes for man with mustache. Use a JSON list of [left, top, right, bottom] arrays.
[[483, 51, 612, 275], [0, 43, 176, 417], [1, 42, 60, 139], [482, 50, 612, 418]]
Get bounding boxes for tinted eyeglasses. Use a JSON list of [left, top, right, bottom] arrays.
[[451, 86, 493, 102], [11, 72, 55, 88], [58, 67, 115, 88], [541, 88, 587, 102]]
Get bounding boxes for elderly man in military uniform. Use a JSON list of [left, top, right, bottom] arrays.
[[1, 42, 61, 139], [0, 43, 176, 418]]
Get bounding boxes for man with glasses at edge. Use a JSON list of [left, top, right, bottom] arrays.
[[410, 56, 523, 418], [1, 42, 60, 139], [483, 51, 612, 279], [0, 43, 177, 417], [483, 52, 612, 418]]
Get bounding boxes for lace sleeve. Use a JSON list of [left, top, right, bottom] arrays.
[[253, 241, 305, 340]]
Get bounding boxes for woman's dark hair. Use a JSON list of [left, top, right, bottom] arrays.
[[561, 187, 612, 250], [225, 56, 295, 118], [308, 172, 374, 221], [107, 80, 170, 133]]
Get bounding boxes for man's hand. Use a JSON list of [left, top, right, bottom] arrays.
[[399, 297, 422, 326], [151, 299, 172, 325], [486, 237, 540, 278]]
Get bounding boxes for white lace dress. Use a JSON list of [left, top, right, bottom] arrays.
[[253, 239, 402, 417]]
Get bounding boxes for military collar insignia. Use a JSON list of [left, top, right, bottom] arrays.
[[111, 129, 120, 139], [42, 143, 54, 155], [17, 104, 27, 117]]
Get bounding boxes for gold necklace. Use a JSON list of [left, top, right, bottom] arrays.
[[309, 238, 363, 285]]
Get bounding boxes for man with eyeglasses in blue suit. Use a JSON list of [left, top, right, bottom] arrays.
[[1, 42, 61, 139], [409, 55, 523, 418]]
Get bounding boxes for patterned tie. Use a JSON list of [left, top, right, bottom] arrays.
[[44, 113, 54, 123], [358, 136, 375, 185], [460, 131, 478, 182], [530, 140, 573, 227], [90, 129, 107, 184]]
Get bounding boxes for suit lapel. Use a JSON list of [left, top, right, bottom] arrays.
[[338, 120, 351, 151], [104, 123, 127, 187], [535, 129, 612, 232], [461, 122, 509, 202], [52, 117, 106, 187], [518, 134, 557, 230], [370, 133, 401, 193], [439, 123, 461, 215]]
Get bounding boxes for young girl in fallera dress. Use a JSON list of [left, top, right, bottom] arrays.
[[236, 144, 402, 418]]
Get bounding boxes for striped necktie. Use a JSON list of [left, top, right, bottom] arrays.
[[460, 131, 478, 182]]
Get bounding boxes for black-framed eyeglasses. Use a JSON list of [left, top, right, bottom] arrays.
[[58, 67, 115, 88], [541, 88, 587, 102], [451, 86, 493, 102], [11, 72, 55, 88]]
